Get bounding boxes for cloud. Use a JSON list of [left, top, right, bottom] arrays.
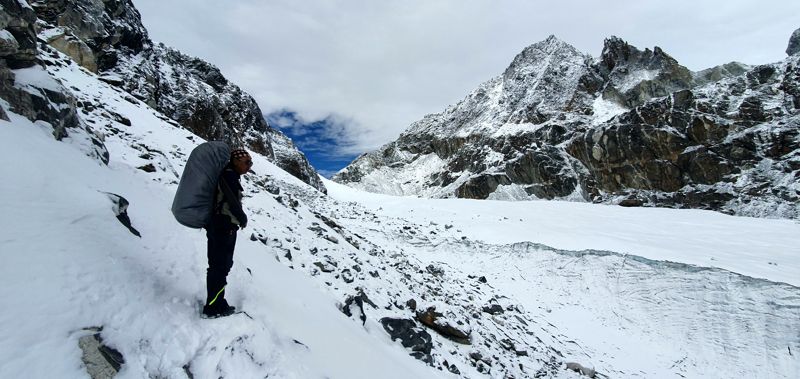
[[132, 0, 800, 156]]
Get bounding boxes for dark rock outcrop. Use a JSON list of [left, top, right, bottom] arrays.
[[0, 0, 82, 141], [27, 0, 326, 193]]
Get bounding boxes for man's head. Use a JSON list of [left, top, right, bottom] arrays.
[[230, 148, 252, 175]]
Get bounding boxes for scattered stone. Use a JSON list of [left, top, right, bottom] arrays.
[[137, 163, 156, 173], [469, 351, 483, 361], [426, 264, 445, 276], [618, 198, 643, 207], [104, 193, 140, 237], [416, 308, 471, 345], [78, 327, 125, 378], [342, 291, 377, 325], [566, 362, 596, 378], [182, 364, 194, 379], [380, 318, 433, 363], [341, 268, 354, 283], [478, 276, 488, 283], [483, 304, 504, 315], [312, 261, 335, 273]]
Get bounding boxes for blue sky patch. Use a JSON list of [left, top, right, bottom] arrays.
[[266, 110, 360, 178]]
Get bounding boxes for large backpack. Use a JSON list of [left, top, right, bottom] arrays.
[[171, 141, 231, 228]]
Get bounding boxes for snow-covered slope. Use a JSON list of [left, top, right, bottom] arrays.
[[334, 33, 800, 219], [323, 180, 800, 378]]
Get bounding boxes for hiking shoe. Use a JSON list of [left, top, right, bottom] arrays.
[[202, 302, 236, 318]]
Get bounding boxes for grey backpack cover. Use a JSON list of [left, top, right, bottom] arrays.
[[171, 141, 231, 228]]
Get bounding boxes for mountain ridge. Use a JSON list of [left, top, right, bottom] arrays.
[[334, 31, 800, 219]]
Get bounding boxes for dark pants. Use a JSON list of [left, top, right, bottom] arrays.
[[206, 220, 237, 306]]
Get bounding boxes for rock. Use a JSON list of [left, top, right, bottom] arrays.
[[566, 362, 596, 378], [380, 318, 433, 362], [341, 291, 377, 325], [416, 308, 471, 345], [312, 261, 335, 273], [469, 351, 483, 361], [104, 192, 140, 237], [425, 264, 444, 277], [78, 327, 125, 378], [406, 299, 417, 311], [482, 304, 504, 315], [618, 198, 643, 207], [787, 28, 800, 56], [43, 30, 97, 72], [0, 30, 19, 57], [0, 0, 38, 68], [98, 75, 124, 86], [136, 163, 155, 173], [340, 268, 354, 283], [693, 62, 751, 86]]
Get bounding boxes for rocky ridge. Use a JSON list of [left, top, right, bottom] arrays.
[[0, 0, 325, 192], [334, 31, 800, 219]]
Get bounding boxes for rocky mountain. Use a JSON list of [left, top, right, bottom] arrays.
[[0, 0, 325, 193], [334, 31, 800, 219]]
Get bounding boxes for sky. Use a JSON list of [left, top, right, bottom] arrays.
[[132, 0, 800, 175]]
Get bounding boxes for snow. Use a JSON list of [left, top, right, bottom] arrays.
[[13, 65, 66, 94], [615, 69, 660, 92], [323, 179, 800, 378], [324, 179, 800, 287], [590, 97, 628, 126], [490, 122, 544, 137]]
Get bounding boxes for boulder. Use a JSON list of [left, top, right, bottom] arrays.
[[379, 318, 433, 363], [416, 308, 471, 345]]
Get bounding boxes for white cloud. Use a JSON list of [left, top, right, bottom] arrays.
[[132, 0, 800, 156]]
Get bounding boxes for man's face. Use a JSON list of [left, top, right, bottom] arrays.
[[232, 155, 252, 175]]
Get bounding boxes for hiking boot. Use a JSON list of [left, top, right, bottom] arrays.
[[202, 300, 236, 318]]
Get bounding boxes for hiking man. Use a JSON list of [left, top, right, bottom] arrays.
[[202, 148, 252, 318]]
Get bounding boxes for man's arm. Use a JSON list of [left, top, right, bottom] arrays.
[[219, 171, 248, 227]]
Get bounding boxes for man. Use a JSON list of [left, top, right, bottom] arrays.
[[202, 148, 252, 318]]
